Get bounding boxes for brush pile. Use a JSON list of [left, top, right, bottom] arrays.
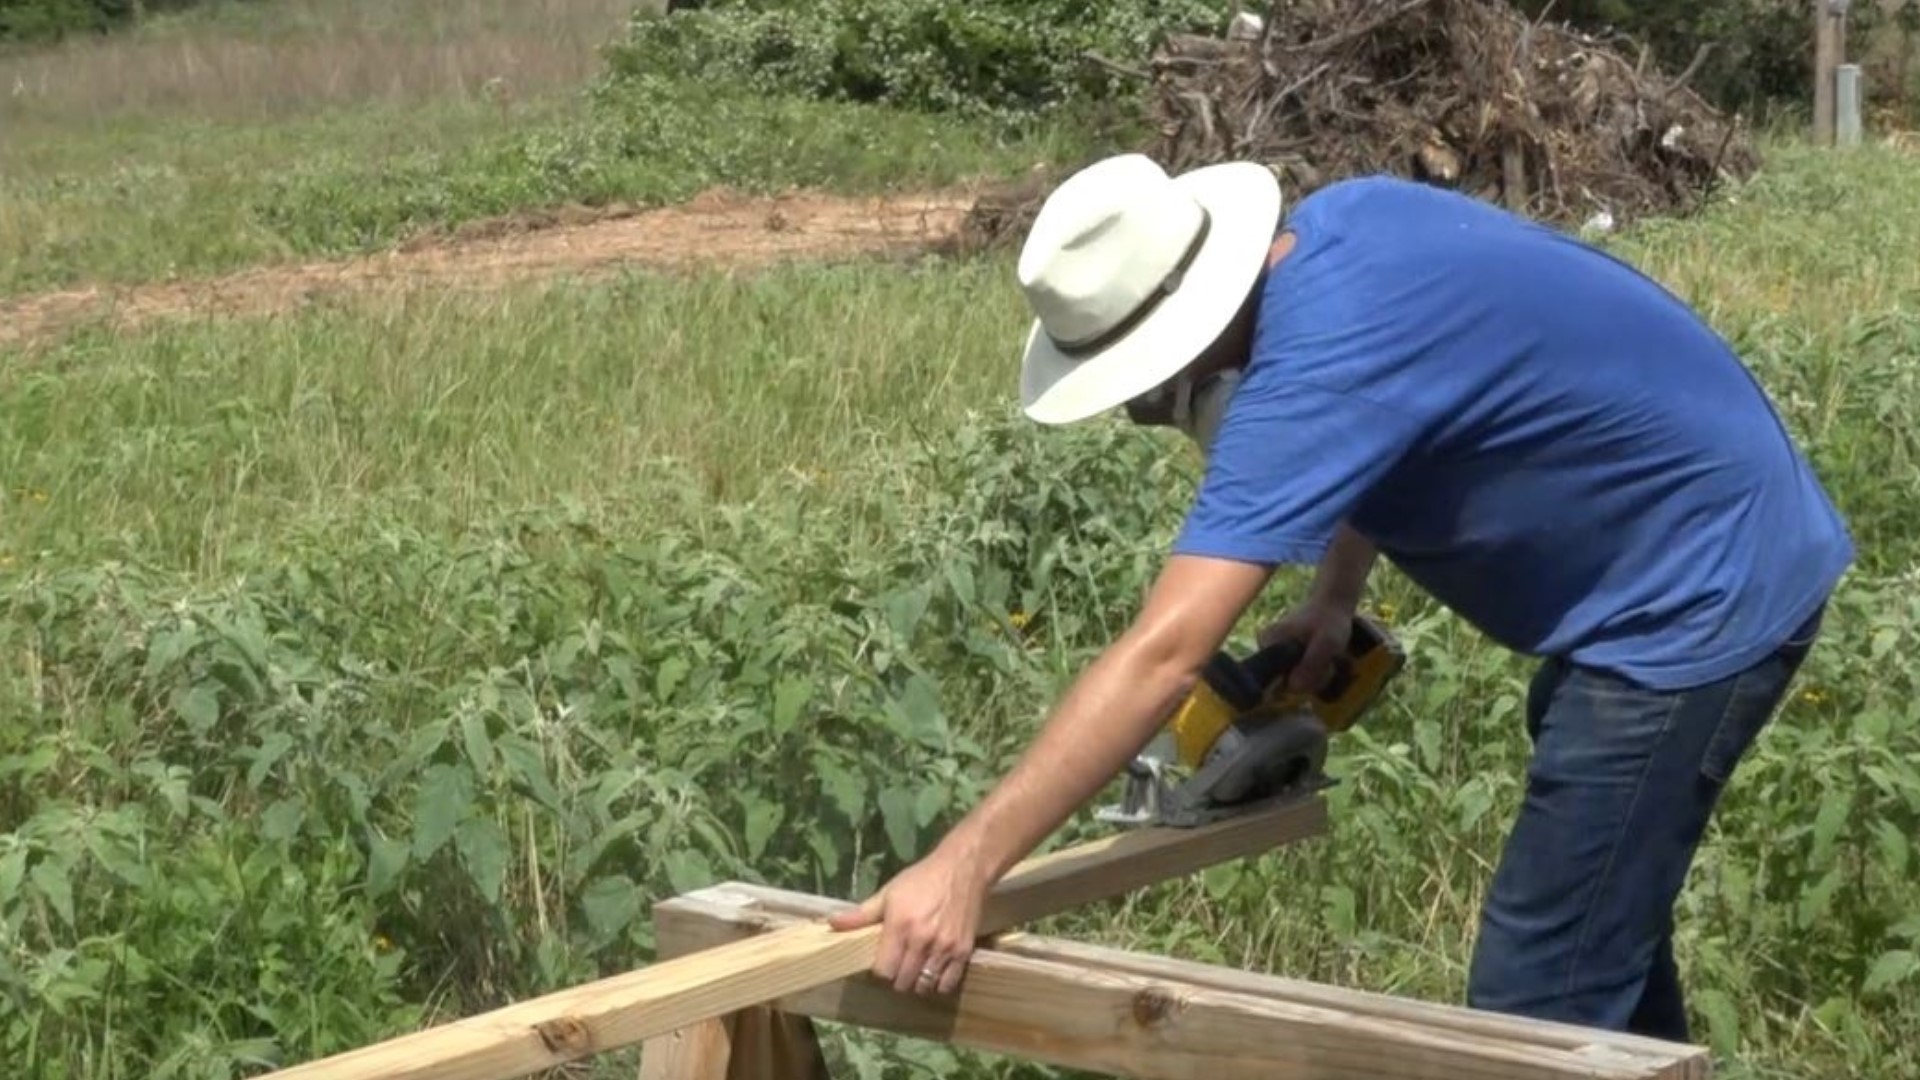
[[960, 0, 1760, 249]]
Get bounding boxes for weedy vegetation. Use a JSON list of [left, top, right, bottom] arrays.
[[0, 0, 1101, 296], [2, 2, 1918, 1080]]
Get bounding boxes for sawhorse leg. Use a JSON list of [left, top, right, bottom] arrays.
[[638, 1008, 829, 1079]]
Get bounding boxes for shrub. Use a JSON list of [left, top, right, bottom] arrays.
[[1510, 0, 1901, 115], [0, 412, 1191, 1074], [603, 0, 1224, 121], [0, 0, 226, 44]]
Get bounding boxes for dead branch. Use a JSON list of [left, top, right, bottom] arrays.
[[960, 0, 1759, 251]]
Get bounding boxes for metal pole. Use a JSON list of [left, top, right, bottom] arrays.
[[1837, 64, 1864, 147]]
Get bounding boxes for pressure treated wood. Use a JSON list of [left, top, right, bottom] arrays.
[[635, 1008, 828, 1080], [653, 884, 1713, 1080], [633, 1015, 734, 1080], [264, 795, 1326, 1080], [718, 1008, 830, 1080]]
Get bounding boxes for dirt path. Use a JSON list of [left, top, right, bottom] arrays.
[[0, 187, 976, 348]]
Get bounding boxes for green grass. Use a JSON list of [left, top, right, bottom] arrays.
[[0, 75, 1096, 297], [0, 0, 1107, 298], [4, 140, 1920, 1080], [3, 4, 1919, 1074], [0, 257, 1030, 571]]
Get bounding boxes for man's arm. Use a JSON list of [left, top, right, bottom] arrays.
[[1311, 522, 1377, 611], [828, 553, 1274, 993], [943, 553, 1274, 882], [1255, 522, 1378, 689]]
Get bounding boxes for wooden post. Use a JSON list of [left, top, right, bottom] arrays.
[[1815, 0, 1841, 145], [720, 1008, 831, 1080], [641, 900, 833, 1080], [635, 1008, 830, 1080], [635, 1016, 736, 1080]]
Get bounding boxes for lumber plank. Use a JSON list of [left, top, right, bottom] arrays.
[[656, 887, 1698, 1080], [993, 936, 1709, 1072], [262, 794, 1325, 1080], [656, 884, 1712, 1080]]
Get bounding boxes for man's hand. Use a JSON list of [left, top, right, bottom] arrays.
[[826, 554, 1274, 995], [1257, 597, 1354, 693], [1258, 522, 1377, 692], [826, 843, 987, 996]]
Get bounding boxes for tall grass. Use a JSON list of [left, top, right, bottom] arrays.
[[0, 0, 633, 125], [0, 259, 1028, 572], [0, 0, 1100, 297], [3, 145, 1919, 1079]]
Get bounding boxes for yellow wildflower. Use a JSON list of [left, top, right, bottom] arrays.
[[1800, 687, 1826, 705], [1009, 610, 1032, 631]]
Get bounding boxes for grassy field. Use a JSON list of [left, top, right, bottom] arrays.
[[4, 3, 1920, 1080], [0, 0, 1096, 296]]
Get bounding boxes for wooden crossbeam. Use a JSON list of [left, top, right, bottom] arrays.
[[652, 884, 1713, 1080], [261, 795, 1326, 1080]]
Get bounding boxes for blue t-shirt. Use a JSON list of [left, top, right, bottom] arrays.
[[1173, 176, 1853, 690]]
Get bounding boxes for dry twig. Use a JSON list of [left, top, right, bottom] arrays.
[[960, 0, 1758, 250]]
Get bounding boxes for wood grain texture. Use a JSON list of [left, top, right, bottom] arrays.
[[633, 1009, 826, 1080], [263, 795, 1326, 1080], [634, 1017, 734, 1080], [656, 884, 1713, 1080]]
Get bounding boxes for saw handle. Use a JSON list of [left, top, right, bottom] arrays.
[[1244, 612, 1402, 707], [1240, 638, 1356, 703]]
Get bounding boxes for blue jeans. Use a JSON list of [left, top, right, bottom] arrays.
[[1466, 606, 1824, 1041]]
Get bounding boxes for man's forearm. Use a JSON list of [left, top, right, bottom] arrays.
[[1310, 522, 1377, 610], [934, 626, 1199, 886]]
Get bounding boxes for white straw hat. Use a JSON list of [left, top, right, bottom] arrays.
[[1016, 154, 1283, 425]]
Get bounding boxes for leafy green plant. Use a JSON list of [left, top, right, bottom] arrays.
[[6, 131, 1920, 1080], [604, 0, 1223, 122]]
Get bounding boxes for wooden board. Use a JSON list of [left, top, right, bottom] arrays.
[[263, 795, 1326, 1080], [634, 1008, 829, 1080], [634, 1016, 734, 1080], [654, 884, 1712, 1080]]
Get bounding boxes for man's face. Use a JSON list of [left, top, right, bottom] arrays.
[[1122, 280, 1260, 447]]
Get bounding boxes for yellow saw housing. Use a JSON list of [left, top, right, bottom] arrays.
[[1169, 613, 1404, 768]]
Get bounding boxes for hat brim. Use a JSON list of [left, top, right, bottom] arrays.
[[1019, 161, 1283, 426]]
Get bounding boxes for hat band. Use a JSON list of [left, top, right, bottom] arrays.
[[1048, 210, 1212, 359]]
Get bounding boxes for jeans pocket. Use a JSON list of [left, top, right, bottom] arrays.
[[1700, 666, 1795, 785], [1701, 603, 1827, 784]]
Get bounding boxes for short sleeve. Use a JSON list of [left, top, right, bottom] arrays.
[[1171, 180, 1448, 566], [1171, 376, 1422, 566]]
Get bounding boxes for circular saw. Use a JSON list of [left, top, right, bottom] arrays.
[[1097, 614, 1404, 829]]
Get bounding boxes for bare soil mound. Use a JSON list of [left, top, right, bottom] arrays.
[[0, 188, 972, 348], [961, 0, 1759, 249]]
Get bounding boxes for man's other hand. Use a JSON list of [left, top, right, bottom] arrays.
[[826, 845, 987, 996], [1257, 597, 1354, 693]]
